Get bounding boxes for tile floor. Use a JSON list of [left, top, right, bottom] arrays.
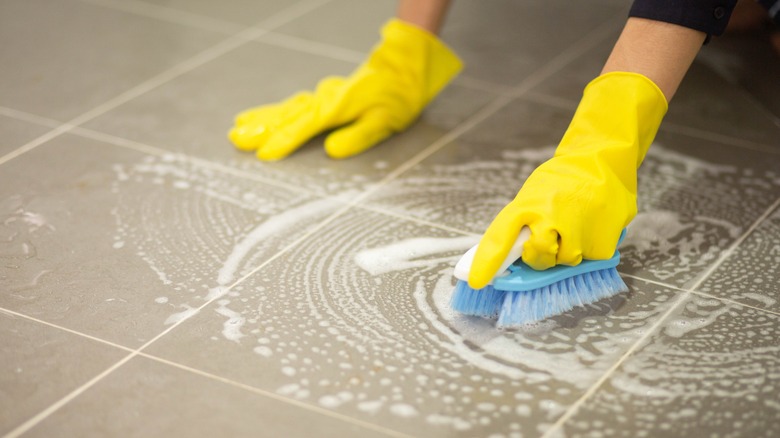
[[2, 0, 779, 437]]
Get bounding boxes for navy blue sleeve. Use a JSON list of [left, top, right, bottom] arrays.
[[757, 0, 780, 26], [629, 0, 738, 37]]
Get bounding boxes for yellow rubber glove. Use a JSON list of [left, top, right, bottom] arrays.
[[228, 19, 462, 160], [468, 72, 668, 289]]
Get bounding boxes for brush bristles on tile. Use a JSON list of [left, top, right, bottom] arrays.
[[450, 280, 506, 317], [496, 268, 628, 328]]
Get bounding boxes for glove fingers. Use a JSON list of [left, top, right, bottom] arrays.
[[229, 93, 315, 152], [256, 111, 325, 161], [229, 123, 272, 151], [555, 231, 583, 266], [324, 110, 394, 159], [468, 207, 525, 289], [522, 225, 559, 271]]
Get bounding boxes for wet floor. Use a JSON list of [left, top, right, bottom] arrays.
[[2, 0, 780, 437]]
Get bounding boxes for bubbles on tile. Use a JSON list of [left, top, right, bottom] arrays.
[[369, 145, 557, 232], [698, 208, 780, 311], [625, 144, 780, 285], [565, 296, 780, 437], [621, 209, 739, 283], [108, 153, 330, 313], [373, 140, 780, 285], [1, 195, 57, 294], [105, 147, 778, 434], [193, 206, 682, 435]]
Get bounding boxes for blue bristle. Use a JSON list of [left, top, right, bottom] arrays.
[[495, 267, 629, 328], [452, 229, 630, 327], [450, 280, 505, 317]]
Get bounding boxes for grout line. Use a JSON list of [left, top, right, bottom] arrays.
[[661, 122, 780, 155], [524, 91, 780, 154], [687, 195, 780, 292], [620, 272, 780, 317], [254, 0, 330, 31], [68, 123, 483, 242], [0, 123, 77, 168], [77, 0, 244, 35], [84, 0, 511, 96], [687, 290, 780, 317], [541, 288, 690, 438], [522, 91, 578, 110], [0, 107, 64, 130], [0, 307, 135, 354], [618, 272, 689, 293], [544, 194, 780, 437], [506, 16, 621, 99], [253, 32, 511, 96], [134, 204, 355, 353], [136, 353, 414, 438], [3, 352, 137, 438], [257, 31, 366, 64], [69, 126, 317, 198], [354, 204, 481, 237], [1, 2, 341, 436], [452, 76, 514, 95]]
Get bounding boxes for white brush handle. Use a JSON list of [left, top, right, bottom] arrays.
[[453, 226, 531, 284]]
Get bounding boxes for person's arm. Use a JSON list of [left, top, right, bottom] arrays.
[[397, 0, 452, 35], [602, 17, 705, 101]]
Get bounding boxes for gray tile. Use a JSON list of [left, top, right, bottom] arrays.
[[0, 0, 225, 122], [84, 41, 495, 198], [0, 133, 340, 347], [531, 28, 780, 148], [272, 0, 396, 54], [26, 356, 373, 437], [275, 0, 627, 87], [365, 97, 576, 234], [366, 97, 780, 287], [697, 205, 780, 312], [147, 208, 683, 437], [134, 0, 293, 27], [666, 61, 780, 149], [0, 311, 127, 435], [697, 31, 780, 119], [625, 129, 780, 287], [441, 0, 627, 87], [0, 115, 52, 156], [562, 295, 780, 438]]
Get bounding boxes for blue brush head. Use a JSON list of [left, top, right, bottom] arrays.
[[450, 230, 629, 326], [450, 281, 506, 317], [496, 267, 628, 328]]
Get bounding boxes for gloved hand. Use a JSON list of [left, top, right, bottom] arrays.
[[228, 19, 462, 160], [468, 72, 668, 289]]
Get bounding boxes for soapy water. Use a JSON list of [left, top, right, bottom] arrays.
[[563, 297, 780, 437], [106, 144, 780, 435], [1, 195, 56, 294], [698, 208, 780, 310], [372, 142, 780, 287]]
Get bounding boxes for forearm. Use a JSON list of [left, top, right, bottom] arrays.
[[601, 17, 705, 101], [397, 0, 451, 34]]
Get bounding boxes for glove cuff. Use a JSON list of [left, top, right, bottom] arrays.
[[557, 71, 668, 168], [379, 18, 463, 105]]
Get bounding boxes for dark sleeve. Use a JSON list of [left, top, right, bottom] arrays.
[[629, 0, 738, 37], [757, 0, 780, 26]]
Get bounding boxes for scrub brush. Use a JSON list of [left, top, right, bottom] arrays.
[[451, 227, 628, 328]]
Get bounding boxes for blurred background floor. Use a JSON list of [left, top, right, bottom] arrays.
[[1, 0, 779, 436]]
